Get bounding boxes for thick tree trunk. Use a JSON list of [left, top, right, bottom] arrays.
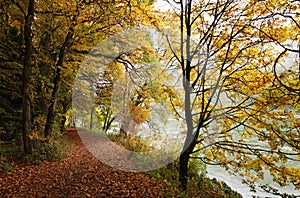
[[44, 28, 74, 140], [22, 0, 34, 154]]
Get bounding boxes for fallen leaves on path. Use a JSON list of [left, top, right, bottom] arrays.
[[0, 128, 162, 197]]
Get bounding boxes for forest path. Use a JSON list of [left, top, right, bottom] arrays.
[[0, 128, 162, 197]]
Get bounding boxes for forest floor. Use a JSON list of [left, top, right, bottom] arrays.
[[0, 128, 163, 197]]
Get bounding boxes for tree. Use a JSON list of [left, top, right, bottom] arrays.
[[43, 12, 77, 140], [158, 0, 300, 194], [93, 31, 181, 136], [22, 0, 35, 154], [72, 2, 162, 133], [95, 61, 123, 132]]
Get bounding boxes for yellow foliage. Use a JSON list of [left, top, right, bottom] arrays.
[[29, 131, 45, 141], [130, 105, 150, 125]]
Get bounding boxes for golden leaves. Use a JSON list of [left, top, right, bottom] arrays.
[[129, 105, 150, 125]]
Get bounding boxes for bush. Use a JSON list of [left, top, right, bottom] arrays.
[[28, 142, 65, 164], [106, 133, 119, 142], [107, 133, 153, 152], [25, 131, 70, 165]]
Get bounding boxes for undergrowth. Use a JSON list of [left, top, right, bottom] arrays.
[[0, 143, 21, 171], [25, 135, 71, 165], [0, 129, 71, 170], [147, 159, 242, 198], [106, 131, 242, 197], [105, 130, 242, 197]]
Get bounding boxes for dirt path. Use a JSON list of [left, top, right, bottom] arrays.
[[0, 128, 162, 197], [76, 129, 135, 172]]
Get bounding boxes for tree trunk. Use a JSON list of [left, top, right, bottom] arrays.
[[44, 66, 62, 140], [22, 0, 34, 154], [60, 92, 72, 133], [103, 108, 115, 133], [179, 151, 190, 191], [178, 81, 194, 191], [44, 28, 74, 140], [178, 0, 195, 191], [90, 106, 94, 130], [60, 115, 67, 133], [59, 96, 70, 133]]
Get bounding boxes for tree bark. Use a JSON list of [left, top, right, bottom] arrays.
[[44, 65, 62, 140], [179, 151, 190, 191], [22, 0, 34, 154]]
